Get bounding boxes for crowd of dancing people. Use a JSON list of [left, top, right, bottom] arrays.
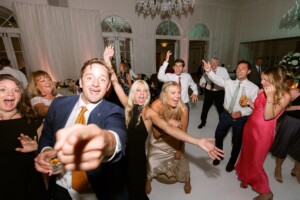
[[1, 46, 300, 200]]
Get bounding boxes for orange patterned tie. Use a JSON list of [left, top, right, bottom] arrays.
[[72, 106, 89, 192]]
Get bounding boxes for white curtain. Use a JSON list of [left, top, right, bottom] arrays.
[[13, 2, 103, 81]]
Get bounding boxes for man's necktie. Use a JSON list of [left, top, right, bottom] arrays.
[[210, 70, 216, 90], [72, 106, 89, 193], [228, 82, 241, 113], [178, 76, 181, 89]]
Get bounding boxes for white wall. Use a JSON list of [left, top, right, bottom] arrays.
[[1, 0, 299, 76]]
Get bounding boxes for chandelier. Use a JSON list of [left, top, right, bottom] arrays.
[[279, 1, 300, 29], [136, 0, 195, 18]]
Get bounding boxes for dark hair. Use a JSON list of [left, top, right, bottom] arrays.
[[0, 58, 11, 70], [0, 58, 11, 66], [174, 59, 185, 67], [237, 60, 251, 70], [0, 74, 35, 123], [80, 58, 111, 80]]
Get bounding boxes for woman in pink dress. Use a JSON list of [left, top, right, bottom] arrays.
[[235, 66, 291, 200]]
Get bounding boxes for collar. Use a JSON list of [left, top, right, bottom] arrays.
[[77, 94, 102, 111]]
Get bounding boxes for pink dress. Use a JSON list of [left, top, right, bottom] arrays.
[[235, 92, 284, 194]]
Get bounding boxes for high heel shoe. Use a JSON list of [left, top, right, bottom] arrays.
[[274, 167, 283, 183], [291, 168, 300, 184], [253, 192, 273, 200], [240, 181, 247, 189]]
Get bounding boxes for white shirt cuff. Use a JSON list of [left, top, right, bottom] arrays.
[[105, 130, 121, 162], [41, 146, 53, 153]]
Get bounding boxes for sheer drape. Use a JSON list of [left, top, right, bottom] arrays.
[[13, 2, 103, 81]]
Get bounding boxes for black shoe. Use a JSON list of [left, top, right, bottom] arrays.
[[226, 162, 235, 172], [198, 122, 206, 129], [213, 160, 220, 166]]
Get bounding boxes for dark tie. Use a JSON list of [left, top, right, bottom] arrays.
[[72, 106, 89, 193], [178, 76, 181, 89], [210, 71, 216, 90]]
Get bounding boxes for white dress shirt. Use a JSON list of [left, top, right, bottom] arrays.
[[158, 61, 198, 103], [0, 66, 28, 88], [199, 66, 230, 91], [207, 71, 259, 116]]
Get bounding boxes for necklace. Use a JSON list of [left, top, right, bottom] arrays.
[[0, 111, 20, 120]]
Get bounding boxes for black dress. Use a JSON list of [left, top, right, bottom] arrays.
[[271, 94, 300, 161], [125, 105, 149, 200], [0, 118, 46, 200]]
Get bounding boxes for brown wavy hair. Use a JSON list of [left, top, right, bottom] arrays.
[[0, 74, 35, 123]]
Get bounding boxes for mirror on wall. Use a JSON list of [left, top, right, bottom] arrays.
[[238, 37, 300, 69]]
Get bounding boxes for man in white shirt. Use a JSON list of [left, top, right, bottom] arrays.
[[202, 59, 259, 172], [0, 58, 28, 88], [35, 55, 128, 200], [198, 57, 230, 129], [158, 50, 198, 109]]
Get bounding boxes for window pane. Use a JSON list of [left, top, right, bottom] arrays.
[[101, 16, 132, 33], [15, 52, 25, 69], [188, 23, 209, 38], [0, 37, 5, 51], [11, 37, 22, 51], [0, 6, 18, 28], [156, 20, 180, 36]]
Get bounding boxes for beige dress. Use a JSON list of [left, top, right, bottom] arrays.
[[147, 119, 190, 183]]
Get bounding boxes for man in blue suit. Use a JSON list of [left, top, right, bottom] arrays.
[[35, 56, 128, 200]]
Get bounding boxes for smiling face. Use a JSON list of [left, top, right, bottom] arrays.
[[173, 62, 184, 76], [80, 63, 111, 104], [0, 79, 21, 113], [210, 59, 219, 71], [134, 83, 149, 105], [36, 75, 54, 95], [236, 63, 251, 81], [165, 85, 181, 108]]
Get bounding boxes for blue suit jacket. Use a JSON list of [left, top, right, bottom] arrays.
[[38, 95, 128, 200]]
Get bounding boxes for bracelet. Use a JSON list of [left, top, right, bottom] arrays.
[[266, 100, 274, 104]]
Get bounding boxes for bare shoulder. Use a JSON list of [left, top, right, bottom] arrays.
[[151, 99, 162, 112]]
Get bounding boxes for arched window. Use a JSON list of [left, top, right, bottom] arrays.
[[101, 16, 133, 72], [188, 23, 209, 38], [0, 6, 18, 28], [0, 6, 25, 73], [156, 20, 180, 36]]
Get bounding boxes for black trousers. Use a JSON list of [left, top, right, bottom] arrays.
[[215, 112, 248, 164], [200, 89, 225, 123]]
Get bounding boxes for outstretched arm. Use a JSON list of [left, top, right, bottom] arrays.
[[103, 45, 129, 107], [147, 108, 224, 160], [54, 124, 117, 171], [157, 50, 173, 82]]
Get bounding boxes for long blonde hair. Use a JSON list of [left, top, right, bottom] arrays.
[[159, 81, 186, 121], [125, 80, 151, 127], [263, 66, 289, 103]]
